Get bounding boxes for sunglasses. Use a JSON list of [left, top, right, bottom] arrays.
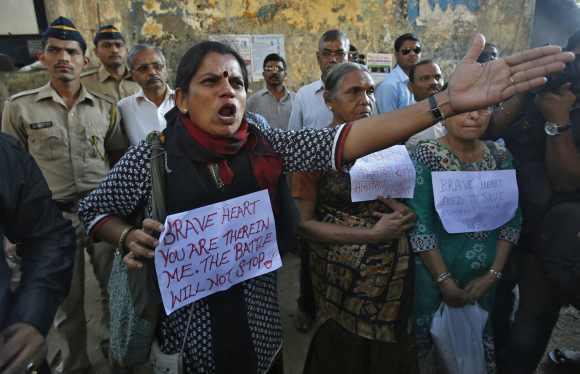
[[400, 47, 422, 55]]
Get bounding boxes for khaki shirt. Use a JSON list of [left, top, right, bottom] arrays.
[[81, 65, 140, 102], [1, 83, 128, 201]]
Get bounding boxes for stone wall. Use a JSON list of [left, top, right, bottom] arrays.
[[1, 0, 536, 103]]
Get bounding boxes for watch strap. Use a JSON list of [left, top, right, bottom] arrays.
[[428, 95, 444, 123]]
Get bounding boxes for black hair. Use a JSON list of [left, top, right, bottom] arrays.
[[394, 33, 420, 52], [175, 41, 249, 92], [263, 53, 287, 70], [319, 29, 350, 50], [409, 59, 435, 83]]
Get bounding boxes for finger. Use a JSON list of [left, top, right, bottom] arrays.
[[399, 212, 416, 225], [131, 230, 159, 250], [123, 253, 144, 269], [511, 61, 567, 86], [142, 218, 164, 234], [3, 337, 42, 374], [509, 52, 571, 75], [127, 241, 154, 258], [501, 77, 549, 100], [372, 211, 402, 220], [401, 223, 416, 232], [0, 338, 23, 373], [377, 197, 409, 213], [462, 33, 486, 64], [504, 46, 570, 68]]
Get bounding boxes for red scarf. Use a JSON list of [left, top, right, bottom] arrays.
[[179, 113, 282, 201], [181, 113, 249, 184]]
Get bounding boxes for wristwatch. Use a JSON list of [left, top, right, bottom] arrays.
[[544, 121, 571, 136]]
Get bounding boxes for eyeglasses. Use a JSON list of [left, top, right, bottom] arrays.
[[320, 49, 347, 59], [264, 66, 285, 73], [400, 47, 422, 55]]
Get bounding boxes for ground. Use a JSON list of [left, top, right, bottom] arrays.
[[73, 251, 580, 374]]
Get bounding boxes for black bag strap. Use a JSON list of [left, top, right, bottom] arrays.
[[147, 131, 167, 223]]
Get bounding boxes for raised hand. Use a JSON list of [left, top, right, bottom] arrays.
[[446, 34, 574, 114]]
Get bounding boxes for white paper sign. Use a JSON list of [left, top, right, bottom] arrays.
[[350, 145, 416, 201], [431, 170, 519, 234], [154, 190, 282, 315], [251, 34, 285, 82]]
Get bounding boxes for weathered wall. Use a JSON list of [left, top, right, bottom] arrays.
[[2, 0, 535, 99]]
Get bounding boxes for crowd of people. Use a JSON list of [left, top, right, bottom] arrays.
[[0, 13, 578, 374]]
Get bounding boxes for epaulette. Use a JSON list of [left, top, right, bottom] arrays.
[[6, 87, 41, 102], [86, 89, 116, 105], [80, 67, 99, 78]]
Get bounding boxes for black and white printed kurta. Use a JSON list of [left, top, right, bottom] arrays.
[[78, 113, 347, 374]]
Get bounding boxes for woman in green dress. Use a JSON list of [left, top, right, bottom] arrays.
[[408, 108, 522, 374]]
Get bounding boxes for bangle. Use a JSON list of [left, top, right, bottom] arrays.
[[489, 268, 503, 280], [118, 226, 134, 253], [435, 271, 452, 284]]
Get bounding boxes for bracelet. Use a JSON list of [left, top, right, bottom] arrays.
[[489, 268, 503, 280], [428, 95, 445, 123], [435, 271, 452, 284], [118, 226, 134, 253]]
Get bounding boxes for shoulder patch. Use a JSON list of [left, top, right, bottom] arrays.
[[7, 87, 41, 102]]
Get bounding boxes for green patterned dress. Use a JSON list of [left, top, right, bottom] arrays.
[[407, 140, 522, 374]]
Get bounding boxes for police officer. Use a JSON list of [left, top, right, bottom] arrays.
[[1, 17, 128, 374], [81, 24, 140, 101]]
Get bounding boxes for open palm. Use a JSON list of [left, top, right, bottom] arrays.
[[447, 34, 574, 113]]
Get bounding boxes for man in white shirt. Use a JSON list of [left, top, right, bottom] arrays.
[[118, 44, 175, 145], [376, 33, 422, 113], [403, 60, 446, 150], [288, 29, 350, 131]]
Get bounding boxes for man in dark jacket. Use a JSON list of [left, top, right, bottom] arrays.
[[0, 133, 75, 374]]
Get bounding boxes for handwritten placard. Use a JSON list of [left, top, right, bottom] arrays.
[[350, 145, 416, 201], [154, 190, 282, 315], [431, 170, 519, 234]]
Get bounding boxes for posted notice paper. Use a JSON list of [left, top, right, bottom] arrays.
[[154, 189, 282, 315], [431, 170, 519, 234], [350, 145, 416, 202]]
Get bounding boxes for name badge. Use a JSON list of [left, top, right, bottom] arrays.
[[29, 121, 53, 130]]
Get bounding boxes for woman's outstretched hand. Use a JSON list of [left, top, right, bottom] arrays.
[[446, 34, 574, 114]]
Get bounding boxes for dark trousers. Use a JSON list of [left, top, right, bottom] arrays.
[[496, 202, 580, 374]]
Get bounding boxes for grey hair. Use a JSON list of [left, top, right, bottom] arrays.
[[319, 29, 350, 50], [324, 62, 370, 100], [127, 43, 166, 70]]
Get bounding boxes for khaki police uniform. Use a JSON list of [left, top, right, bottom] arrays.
[[81, 64, 140, 102], [2, 82, 128, 374]]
